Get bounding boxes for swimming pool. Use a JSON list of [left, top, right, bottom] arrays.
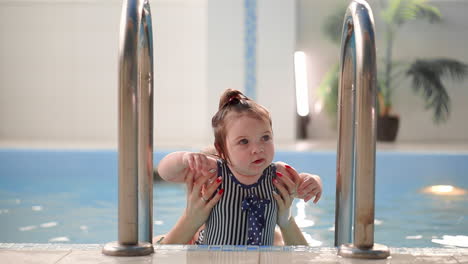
[[0, 149, 467, 247]]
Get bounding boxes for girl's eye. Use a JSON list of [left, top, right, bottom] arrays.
[[239, 139, 248, 145], [262, 135, 271, 141]]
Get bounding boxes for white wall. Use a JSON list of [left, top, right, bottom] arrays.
[[257, 0, 296, 145], [0, 0, 296, 149], [0, 1, 121, 148], [207, 0, 296, 146], [152, 0, 209, 149], [2, 0, 466, 150]]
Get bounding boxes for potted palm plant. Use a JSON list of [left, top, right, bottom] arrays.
[[318, 0, 468, 141]]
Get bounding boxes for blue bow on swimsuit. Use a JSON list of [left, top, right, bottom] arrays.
[[241, 193, 271, 245]]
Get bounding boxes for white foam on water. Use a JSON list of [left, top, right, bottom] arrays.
[[32, 206, 43, 211], [80, 225, 88, 233], [432, 235, 468, 247], [49, 236, 70, 242], [40, 222, 58, 228], [303, 232, 322, 247], [19, 225, 37, 231], [406, 235, 423, 240]]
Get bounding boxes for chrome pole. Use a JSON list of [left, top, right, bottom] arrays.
[[138, 0, 154, 244], [335, 0, 389, 259], [103, 0, 153, 256], [334, 18, 355, 247]]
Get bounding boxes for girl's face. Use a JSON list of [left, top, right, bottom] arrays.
[[224, 113, 274, 182]]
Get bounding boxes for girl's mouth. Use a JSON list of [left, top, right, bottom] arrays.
[[253, 158, 264, 164]]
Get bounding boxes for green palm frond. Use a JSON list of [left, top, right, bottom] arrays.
[[407, 59, 468, 122], [319, 0, 467, 126], [318, 63, 340, 123], [381, 0, 441, 27]]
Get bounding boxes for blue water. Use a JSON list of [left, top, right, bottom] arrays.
[[0, 149, 467, 247]]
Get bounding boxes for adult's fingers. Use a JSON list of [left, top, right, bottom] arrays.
[[276, 172, 296, 196], [273, 178, 292, 206], [202, 176, 222, 201], [185, 170, 194, 194], [272, 190, 285, 211], [192, 172, 212, 195], [206, 188, 224, 210], [284, 164, 301, 184]]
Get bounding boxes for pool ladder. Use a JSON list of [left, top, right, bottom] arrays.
[[103, 0, 154, 256], [102, 0, 390, 258], [334, 0, 390, 259]]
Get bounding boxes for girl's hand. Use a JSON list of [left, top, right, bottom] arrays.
[[275, 162, 322, 203], [297, 173, 322, 203], [182, 152, 218, 178], [183, 169, 223, 229]]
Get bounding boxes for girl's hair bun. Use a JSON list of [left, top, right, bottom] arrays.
[[218, 88, 246, 110]]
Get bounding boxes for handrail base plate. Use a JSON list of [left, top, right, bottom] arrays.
[[102, 241, 154, 256], [338, 243, 390, 259]]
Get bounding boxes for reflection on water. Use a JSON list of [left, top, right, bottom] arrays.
[[32, 205, 42, 211], [0, 181, 467, 247], [1, 182, 467, 247], [406, 235, 423, 240], [432, 235, 468, 247], [1, 149, 468, 247], [49, 236, 70, 242], [294, 200, 315, 228], [0, 191, 117, 244], [19, 225, 37, 232], [40, 222, 58, 228], [421, 185, 467, 196]]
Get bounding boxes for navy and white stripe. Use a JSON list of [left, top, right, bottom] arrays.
[[200, 159, 278, 245]]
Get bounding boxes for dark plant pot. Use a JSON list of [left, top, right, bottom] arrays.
[[377, 116, 399, 142]]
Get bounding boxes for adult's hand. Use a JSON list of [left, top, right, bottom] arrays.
[[184, 169, 224, 230], [160, 170, 223, 244]]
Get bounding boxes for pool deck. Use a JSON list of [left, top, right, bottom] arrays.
[[1, 244, 467, 264]]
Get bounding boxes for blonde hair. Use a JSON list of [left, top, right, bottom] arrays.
[[211, 89, 272, 163]]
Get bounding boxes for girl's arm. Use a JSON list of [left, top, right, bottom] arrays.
[[157, 151, 217, 183], [157, 151, 188, 182]]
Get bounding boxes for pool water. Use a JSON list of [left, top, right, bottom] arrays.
[[0, 149, 467, 247]]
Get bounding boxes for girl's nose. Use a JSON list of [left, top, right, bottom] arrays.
[[252, 145, 264, 154]]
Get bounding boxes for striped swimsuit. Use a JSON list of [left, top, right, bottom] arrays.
[[198, 159, 278, 245]]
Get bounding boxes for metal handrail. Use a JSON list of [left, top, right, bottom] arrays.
[[103, 0, 154, 256], [334, 0, 390, 259]]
